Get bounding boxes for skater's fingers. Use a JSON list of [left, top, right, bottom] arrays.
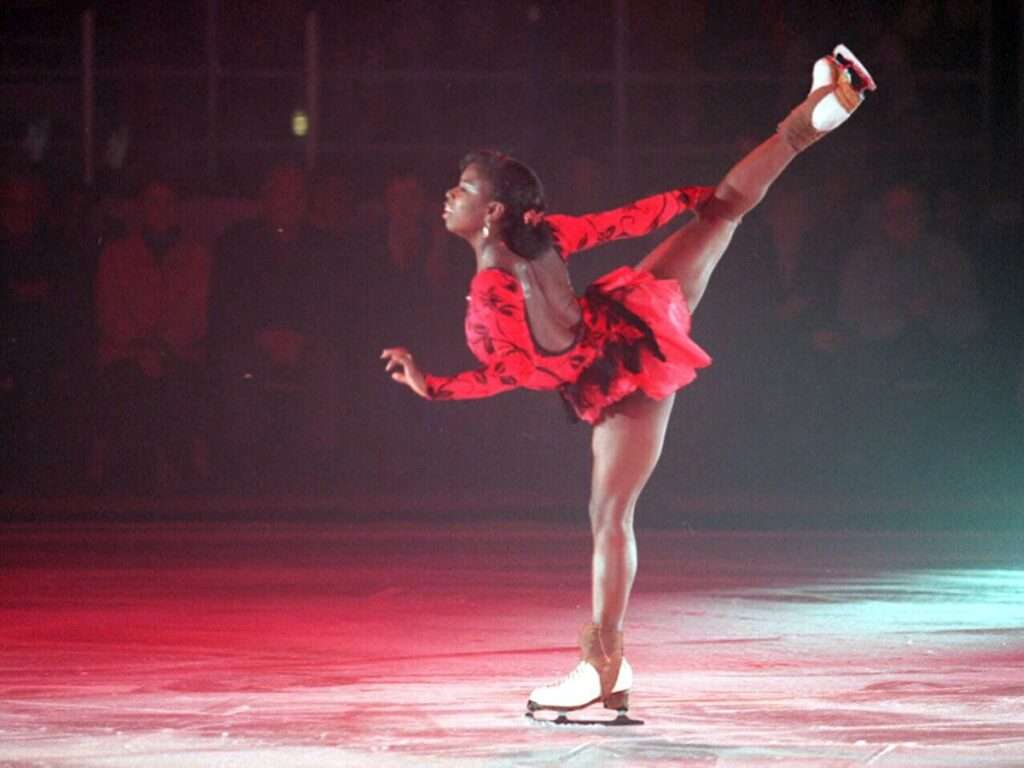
[[382, 348, 415, 375]]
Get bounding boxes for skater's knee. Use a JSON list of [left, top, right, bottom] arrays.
[[589, 496, 636, 539], [705, 184, 756, 223]]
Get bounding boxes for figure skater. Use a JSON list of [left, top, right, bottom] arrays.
[[382, 46, 875, 721]]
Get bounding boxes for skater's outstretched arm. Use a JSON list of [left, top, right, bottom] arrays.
[[383, 343, 525, 402], [379, 354, 522, 401], [384, 269, 543, 401], [546, 186, 713, 261]]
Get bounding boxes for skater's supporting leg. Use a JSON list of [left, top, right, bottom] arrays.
[[589, 391, 675, 631], [526, 391, 673, 716]]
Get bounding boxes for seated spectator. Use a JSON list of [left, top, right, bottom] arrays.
[[750, 183, 846, 486], [93, 176, 211, 492], [308, 171, 353, 242], [382, 171, 453, 299], [839, 182, 985, 373], [356, 169, 468, 492], [209, 163, 342, 492], [836, 180, 986, 488], [0, 170, 85, 490]]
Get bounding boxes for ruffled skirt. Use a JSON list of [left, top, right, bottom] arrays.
[[559, 266, 712, 424]]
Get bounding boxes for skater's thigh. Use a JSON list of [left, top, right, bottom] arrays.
[[636, 216, 738, 311], [590, 392, 675, 516]]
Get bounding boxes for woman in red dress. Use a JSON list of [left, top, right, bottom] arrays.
[[382, 47, 875, 720]]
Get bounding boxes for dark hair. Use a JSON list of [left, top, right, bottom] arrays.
[[460, 149, 553, 260]]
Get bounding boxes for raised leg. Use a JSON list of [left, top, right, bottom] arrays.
[[638, 133, 797, 313], [639, 45, 874, 314], [589, 390, 676, 631]]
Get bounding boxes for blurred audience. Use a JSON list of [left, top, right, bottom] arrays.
[[208, 163, 343, 492], [307, 171, 355, 242], [1, 171, 87, 490], [93, 177, 211, 492], [381, 171, 452, 298], [751, 184, 846, 485], [837, 181, 986, 487], [0, 2, 1016, 504], [838, 181, 985, 369], [359, 169, 467, 491]]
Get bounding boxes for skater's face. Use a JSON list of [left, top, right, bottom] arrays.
[[442, 163, 503, 240]]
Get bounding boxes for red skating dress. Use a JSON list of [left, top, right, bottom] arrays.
[[423, 187, 714, 424]]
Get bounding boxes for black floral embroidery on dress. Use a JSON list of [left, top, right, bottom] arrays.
[[426, 270, 533, 400]]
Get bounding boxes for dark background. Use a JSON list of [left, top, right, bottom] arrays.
[[1, 1, 1021, 529]]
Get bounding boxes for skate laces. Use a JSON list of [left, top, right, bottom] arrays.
[[550, 661, 592, 688]]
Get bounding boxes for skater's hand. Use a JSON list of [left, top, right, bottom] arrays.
[[381, 347, 429, 398]]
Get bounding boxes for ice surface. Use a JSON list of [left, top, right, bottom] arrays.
[[1, 518, 1023, 766]]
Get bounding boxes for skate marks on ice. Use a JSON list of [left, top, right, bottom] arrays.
[[1, 521, 1024, 766]]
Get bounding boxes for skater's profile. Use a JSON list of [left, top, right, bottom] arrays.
[[382, 45, 876, 725]]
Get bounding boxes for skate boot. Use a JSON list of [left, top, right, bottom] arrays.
[[526, 624, 642, 725], [777, 44, 877, 152]]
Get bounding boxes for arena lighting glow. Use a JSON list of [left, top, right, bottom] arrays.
[[291, 110, 309, 137], [4, 523, 1023, 762], [734, 567, 1024, 636]]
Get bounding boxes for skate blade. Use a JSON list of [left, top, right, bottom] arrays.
[[525, 711, 644, 727], [833, 44, 877, 92]]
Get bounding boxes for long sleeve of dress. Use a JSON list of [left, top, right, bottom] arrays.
[[546, 185, 713, 261], [424, 361, 522, 401], [423, 269, 541, 401]]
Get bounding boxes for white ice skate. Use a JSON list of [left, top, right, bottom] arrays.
[[779, 43, 877, 151], [526, 656, 642, 726]]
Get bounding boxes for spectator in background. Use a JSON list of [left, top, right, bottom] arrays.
[[382, 171, 452, 298], [760, 185, 843, 356], [746, 184, 845, 486], [0, 171, 84, 490], [836, 181, 985, 488], [361, 169, 462, 351], [308, 171, 354, 243], [93, 177, 211, 492], [869, 32, 925, 145], [209, 163, 342, 492], [360, 169, 466, 491], [694, 177, 847, 491], [839, 182, 985, 364]]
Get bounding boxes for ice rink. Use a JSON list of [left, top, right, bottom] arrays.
[[2, 511, 1023, 766]]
